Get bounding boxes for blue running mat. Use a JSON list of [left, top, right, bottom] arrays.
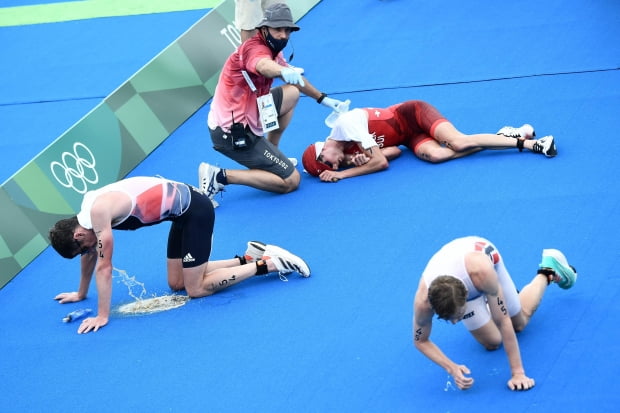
[[1, 1, 619, 411]]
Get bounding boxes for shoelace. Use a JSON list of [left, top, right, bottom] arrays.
[[200, 166, 224, 197], [532, 140, 544, 153], [214, 186, 225, 201], [202, 177, 225, 199], [207, 178, 221, 197], [260, 254, 291, 282]]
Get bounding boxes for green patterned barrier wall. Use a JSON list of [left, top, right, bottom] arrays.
[[0, 0, 321, 288]]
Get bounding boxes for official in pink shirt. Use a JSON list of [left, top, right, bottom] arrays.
[[199, 3, 348, 207]]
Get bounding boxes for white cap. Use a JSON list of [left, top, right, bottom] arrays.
[[314, 141, 325, 159]]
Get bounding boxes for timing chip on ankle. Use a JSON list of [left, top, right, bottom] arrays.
[[256, 259, 269, 275], [538, 267, 555, 284]]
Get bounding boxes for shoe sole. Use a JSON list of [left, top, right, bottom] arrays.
[[545, 137, 557, 157], [540, 249, 577, 289], [263, 245, 311, 277]]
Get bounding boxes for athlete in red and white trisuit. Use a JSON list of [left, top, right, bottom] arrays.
[[412, 236, 577, 391], [302, 100, 557, 182], [49, 176, 310, 334]]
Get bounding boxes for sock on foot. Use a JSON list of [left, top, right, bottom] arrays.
[[217, 169, 228, 185]]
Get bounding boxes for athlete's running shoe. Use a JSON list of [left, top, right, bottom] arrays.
[[244, 241, 266, 262], [539, 249, 577, 289], [497, 124, 535, 140], [198, 162, 225, 207], [263, 245, 311, 278], [532, 136, 557, 157]]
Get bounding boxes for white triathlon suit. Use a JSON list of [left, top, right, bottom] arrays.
[[421, 236, 521, 331]]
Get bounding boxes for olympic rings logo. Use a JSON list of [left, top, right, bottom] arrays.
[[50, 142, 99, 194]]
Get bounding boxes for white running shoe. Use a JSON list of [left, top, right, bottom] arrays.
[[244, 241, 266, 262], [497, 124, 535, 140], [198, 162, 225, 206], [532, 136, 557, 157], [262, 244, 311, 278]]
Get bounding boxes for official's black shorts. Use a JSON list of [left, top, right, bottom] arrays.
[[209, 86, 296, 179]]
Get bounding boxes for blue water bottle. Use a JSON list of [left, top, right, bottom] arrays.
[[62, 308, 93, 323]]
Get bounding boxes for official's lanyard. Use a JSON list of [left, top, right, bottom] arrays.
[[241, 70, 279, 133]]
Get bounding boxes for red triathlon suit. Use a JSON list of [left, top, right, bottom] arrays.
[[344, 100, 449, 156]]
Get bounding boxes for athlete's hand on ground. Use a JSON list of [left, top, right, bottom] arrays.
[[77, 315, 108, 334], [449, 364, 474, 390], [318, 170, 342, 183], [507, 372, 535, 391], [54, 291, 83, 303]]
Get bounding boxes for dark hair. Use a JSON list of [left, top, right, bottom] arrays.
[[427, 275, 467, 320], [48, 216, 80, 259]]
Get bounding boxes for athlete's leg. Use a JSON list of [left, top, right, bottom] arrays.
[[166, 221, 186, 291], [167, 256, 275, 294], [433, 122, 539, 153], [225, 167, 300, 193], [510, 273, 551, 332], [399, 101, 485, 162], [167, 259, 185, 291], [414, 138, 480, 163], [486, 244, 551, 333], [470, 320, 503, 350], [182, 262, 260, 297], [462, 296, 502, 350]]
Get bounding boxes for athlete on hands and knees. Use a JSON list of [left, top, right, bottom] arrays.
[[49, 176, 310, 334], [199, 3, 348, 207], [412, 236, 577, 391], [302, 100, 557, 182]]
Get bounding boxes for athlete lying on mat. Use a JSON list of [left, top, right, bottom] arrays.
[[49, 176, 310, 334], [302, 100, 557, 182], [412, 236, 577, 391]]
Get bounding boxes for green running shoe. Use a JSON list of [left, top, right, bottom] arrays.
[[539, 249, 577, 289]]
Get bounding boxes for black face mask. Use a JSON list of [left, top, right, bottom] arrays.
[[264, 29, 288, 54]]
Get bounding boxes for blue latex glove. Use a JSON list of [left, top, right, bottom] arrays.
[[280, 67, 305, 87], [321, 96, 347, 112]]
